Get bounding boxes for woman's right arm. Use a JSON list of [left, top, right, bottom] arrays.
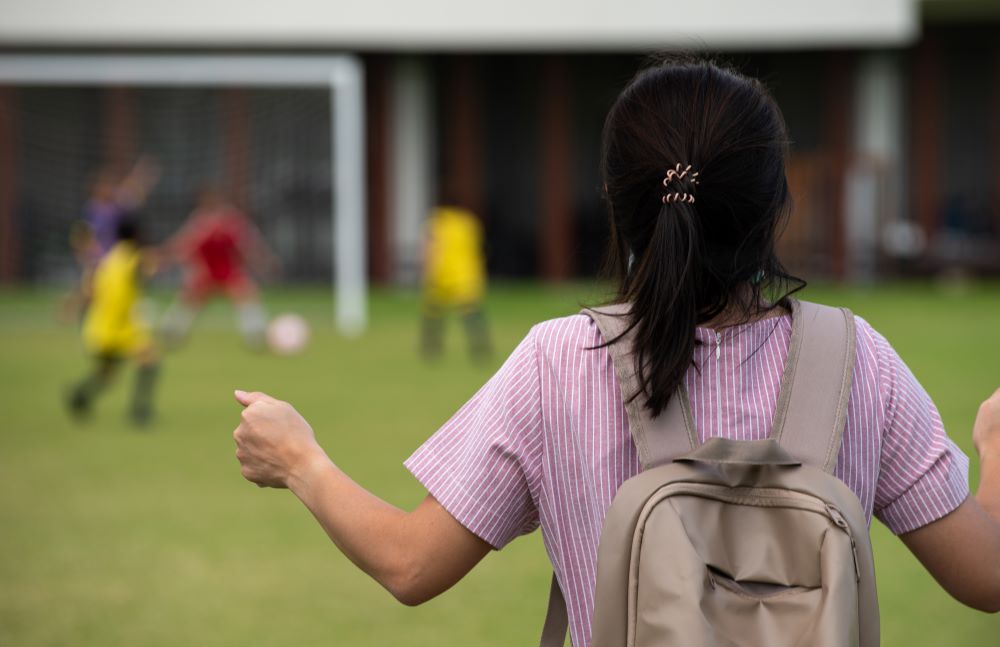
[[232, 390, 493, 605], [900, 388, 1000, 613]]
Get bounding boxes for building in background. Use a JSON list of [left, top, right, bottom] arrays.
[[0, 0, 998, 285]]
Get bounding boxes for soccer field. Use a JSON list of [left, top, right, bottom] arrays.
[[1, 283, 998, 645]]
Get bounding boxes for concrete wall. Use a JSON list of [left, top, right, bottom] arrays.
[[0, 0, 917, 49]]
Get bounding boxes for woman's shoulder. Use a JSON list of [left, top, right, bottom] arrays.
[[796, 301, 889, 359], [798, 306, 899, 405], [528, 313, 605, 356], [844, 311, 895, 367]]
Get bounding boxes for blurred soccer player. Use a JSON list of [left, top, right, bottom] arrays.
[[67, 217, 160, 425], [84, 156, 160, 258], [60, 157, 160, 323], [420, 200, 491, 360], [159, 187, 278, 349]]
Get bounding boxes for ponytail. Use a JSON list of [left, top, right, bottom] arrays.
[[620, 187, 702, 416], [598, 57, 805, 418]]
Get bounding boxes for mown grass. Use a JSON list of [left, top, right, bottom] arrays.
[[0, 281, 997, 645]]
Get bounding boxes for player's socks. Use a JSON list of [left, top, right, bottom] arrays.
[[463, 309, 492, 360], [130, 363, 159, 425], [66, 356, 120, 420], [160, 302, 197, 348], [67, 381, 95, 418], [237, 303, 267, 349], [420, 304, 446, 359]]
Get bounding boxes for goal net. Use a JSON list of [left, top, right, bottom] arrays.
[[0, 55, 366, 334]]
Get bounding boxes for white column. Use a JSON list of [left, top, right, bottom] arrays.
[[331, 56, 367, 336], [848, 51, 905, 280], [389, 56, 434, 285]]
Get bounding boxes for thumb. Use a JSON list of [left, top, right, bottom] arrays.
[[235, 389, 272, 407]]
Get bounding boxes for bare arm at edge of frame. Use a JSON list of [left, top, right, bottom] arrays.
[[900, 387, 1000, 613], [231, 390, 492, 606]]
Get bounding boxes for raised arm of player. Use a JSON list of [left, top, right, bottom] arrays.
[[116, 155, 161, 209], [900, 388, 1000, 613], [231, 390, 491, 605]]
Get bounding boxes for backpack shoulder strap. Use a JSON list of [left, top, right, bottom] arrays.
[[581, 305, 698, 469], [770, 300, 856, 473], [537, 306, 700, 647]]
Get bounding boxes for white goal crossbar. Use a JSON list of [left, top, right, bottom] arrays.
[[0, 54, 367, 336]]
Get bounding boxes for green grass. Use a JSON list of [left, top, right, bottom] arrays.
[[1, 281, 998, 645]]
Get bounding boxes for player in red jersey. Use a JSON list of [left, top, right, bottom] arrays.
[[160, 188, 278, 349]]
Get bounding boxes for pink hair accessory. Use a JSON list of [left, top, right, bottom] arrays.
[[661, 163, 699, 204]]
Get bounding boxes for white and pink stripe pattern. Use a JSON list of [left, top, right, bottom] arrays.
[[405, 313, 969, 647]]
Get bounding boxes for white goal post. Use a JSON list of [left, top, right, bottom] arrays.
[[0, 54, 367, 336]]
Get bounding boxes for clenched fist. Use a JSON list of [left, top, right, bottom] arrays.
[[233, 390, 328, 488], [974, 387, 1000, 463]]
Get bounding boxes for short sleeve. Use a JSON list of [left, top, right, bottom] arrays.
[[405, 329, 543, 549], [872, 332, 970, 534]]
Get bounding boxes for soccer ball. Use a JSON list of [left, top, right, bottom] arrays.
[[266, 313, 310, 356]]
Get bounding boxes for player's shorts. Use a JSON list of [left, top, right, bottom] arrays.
[[82, 317, 152, 357], [423, 282, 485, 311], [423, 267, 485, 308]]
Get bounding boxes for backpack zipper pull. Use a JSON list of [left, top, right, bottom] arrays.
[[827, 505, 862, 582], [715, 331, 722, 359], [851, 538, 861, 582]]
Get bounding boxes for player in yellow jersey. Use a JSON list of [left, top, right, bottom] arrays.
[[421, 203, 491, 359], [67, 218, 160, 425]]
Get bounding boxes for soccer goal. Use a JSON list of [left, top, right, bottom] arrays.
[[0, 54, 367, 335]]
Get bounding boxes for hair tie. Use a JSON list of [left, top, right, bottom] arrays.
[[661, 163, 699, 205]]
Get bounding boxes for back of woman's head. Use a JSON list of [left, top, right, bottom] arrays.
[[601, 56, 803, 417]]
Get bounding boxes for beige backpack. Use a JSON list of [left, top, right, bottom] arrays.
[[540, 300, 879, 646]]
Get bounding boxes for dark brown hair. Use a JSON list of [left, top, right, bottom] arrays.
[[601, 56, 804, 417]]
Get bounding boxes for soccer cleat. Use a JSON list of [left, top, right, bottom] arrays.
[[65, 386, 92, 422]]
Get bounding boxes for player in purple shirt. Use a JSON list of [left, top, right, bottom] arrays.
[[82, 156, 160, 258]]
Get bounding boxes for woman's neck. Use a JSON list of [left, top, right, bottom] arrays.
[[698, 300, 788, 330]]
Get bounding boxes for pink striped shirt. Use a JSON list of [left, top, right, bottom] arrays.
[[405, 312, 970, 647]]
